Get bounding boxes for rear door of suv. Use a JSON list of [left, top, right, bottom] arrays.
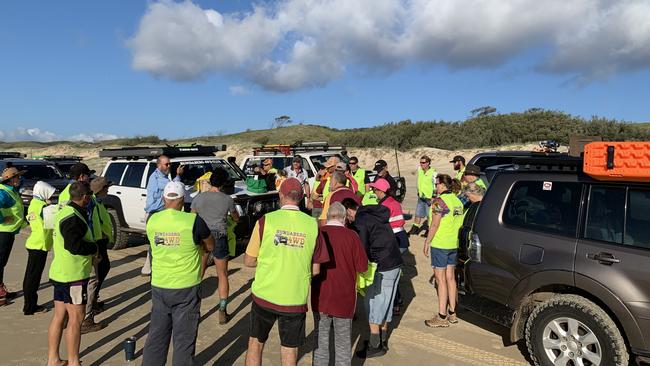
[[575, 184, 650, 350], [469, 174, 582, 304]]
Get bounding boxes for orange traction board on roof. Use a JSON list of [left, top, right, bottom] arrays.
[[583, 142, 650, 182]]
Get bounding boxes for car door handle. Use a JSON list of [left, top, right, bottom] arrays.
[[115, 191, 121, 195], [587, 252, 620, 265], [141, 194, 147, 197]]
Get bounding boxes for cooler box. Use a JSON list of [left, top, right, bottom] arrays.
[[583, 142, 650, 182]]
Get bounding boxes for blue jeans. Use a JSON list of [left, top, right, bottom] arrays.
[[415, 197, 431, 219], [430, 248, 457, 269], [364, 267, 401, 324]]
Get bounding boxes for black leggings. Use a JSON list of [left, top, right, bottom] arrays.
[[22, 249, 48, 313], [0, 232, 16, 284]]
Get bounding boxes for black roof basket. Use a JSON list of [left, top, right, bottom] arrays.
[[0, 152, 25, 159], [41, 155, 83, 162], [253, 141, 345, 156], [99, 145, 227, 160], [510, 155, 583, 173]]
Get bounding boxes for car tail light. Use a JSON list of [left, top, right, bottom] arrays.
[[469, 231, 482, 263]]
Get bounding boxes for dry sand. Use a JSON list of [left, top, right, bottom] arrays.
[[0, 143, 542, 364]]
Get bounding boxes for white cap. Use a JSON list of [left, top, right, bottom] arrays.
[[163, 181, 185, 200]]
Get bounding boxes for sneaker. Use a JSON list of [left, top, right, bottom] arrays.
[[24, 305, 49, 316], [448, 312, 458, 324], [80, 318, 103, 334], [0, 283, 16, 299], [424, 315, 450, 328], [218, 309, 229, 325], [356, 341, 387, 359]]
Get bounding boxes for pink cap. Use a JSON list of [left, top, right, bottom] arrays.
[[369, 178, 390, 192]]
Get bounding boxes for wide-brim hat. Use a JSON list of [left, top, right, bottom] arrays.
[[1, 167, 27, 184]]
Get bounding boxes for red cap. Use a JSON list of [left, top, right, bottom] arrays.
[[279, 177, 303, 199], [369, 178, 390, 192]]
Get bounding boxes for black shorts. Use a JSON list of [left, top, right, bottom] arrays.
[[211, 231, 229, 260], [249, 301, 306, 348], [53, 280, 89, 305]]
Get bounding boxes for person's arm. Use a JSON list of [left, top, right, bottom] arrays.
[[311, 232, 330, 276], [228, 198, 240, 222], [356, 221, 371, 258], [193, 216, 214, 252], [424, 198, 446, 257], [0, 190, 15, 210], [60, 216, 97, 256], [244, 220, 263, 267]]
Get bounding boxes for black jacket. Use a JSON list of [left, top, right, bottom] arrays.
[[60, 202, 97, 256], [353, 204, 403, 271]]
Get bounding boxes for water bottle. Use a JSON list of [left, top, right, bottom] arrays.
[[124, 336, 136, 362]]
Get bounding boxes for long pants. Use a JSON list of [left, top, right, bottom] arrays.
[[0, 232, 16, 285], [143, 285, 201, 366], [22, 249, 48, 313], [85, 240, 111, 319], [313, 313, 352, 366]]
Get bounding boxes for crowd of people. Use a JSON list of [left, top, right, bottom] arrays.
[[0, 153, 487, 365]]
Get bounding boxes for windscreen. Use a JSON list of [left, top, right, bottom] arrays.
[[0, 163, 63, 179], [170, 160, 242, 186]]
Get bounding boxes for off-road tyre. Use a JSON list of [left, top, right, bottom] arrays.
[[107, 208, 129, 250], [525, 294, 628, 366]]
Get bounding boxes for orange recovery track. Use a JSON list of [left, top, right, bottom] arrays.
[[583, 142, 650, 182]]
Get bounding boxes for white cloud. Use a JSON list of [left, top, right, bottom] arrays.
[[128, 0, 650, 91], [229, 85, 251, 96], [0, 128, 120, 143]]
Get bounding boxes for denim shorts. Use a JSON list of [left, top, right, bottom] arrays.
[[430, 248, 457, 269], [415, 197, 431, 218], [364, 267, 401, 324], [211, 231, 229, 260]]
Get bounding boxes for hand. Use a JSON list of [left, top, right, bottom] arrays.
[[176, 165, 184, 176], [423, 243, 430, 258], [306, 199, 313, 210]]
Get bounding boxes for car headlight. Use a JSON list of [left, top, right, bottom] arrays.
[[235, 204, 245, 216], [20, 188, 33, 196]]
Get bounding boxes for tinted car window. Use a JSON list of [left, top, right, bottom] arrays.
[[625, 189, 650, 249], [145, 163, 156, 187], [170, 161, 242, 186], [104, 163, 128, 185], [122, 163, 146, 188], [19, 164, 63, 179], [503, 181, 581, 237], [585, 186, 625, 244]]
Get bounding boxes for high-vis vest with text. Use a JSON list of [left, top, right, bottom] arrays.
[[49, 206, 94, 283], [0, 184, 25, 233], [252, 209, 318, 306], [429, 193, 464, 250], [25, 198, 53, 251], [147, 209, 201, 289], [417, 167, 436, 199]]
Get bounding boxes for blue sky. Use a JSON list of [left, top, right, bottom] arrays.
[[1, 0, 649, 142]]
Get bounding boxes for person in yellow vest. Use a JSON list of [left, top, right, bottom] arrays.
[[423, 174, 464, 328], [82, 177, 114, 333], [0, 166, 28, 305], [57, 163, 94, 208], [462, 163, 487, 189], [142, 181, 214, 366], [47, 181, 98, 366], [22, 181, 56, 315], [244, 178, 330, 366], [450, 155, 466, 182], [349, 156, 370, 200], [409, 155, 437, 236]]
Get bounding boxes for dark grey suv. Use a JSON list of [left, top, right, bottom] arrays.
[[460, 156, 650, 366]]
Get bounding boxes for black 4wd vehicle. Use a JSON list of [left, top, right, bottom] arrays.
[[460, 155, 650, 366]]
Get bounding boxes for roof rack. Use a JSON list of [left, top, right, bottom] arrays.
[[38, 155, 83, 162], [99, 145, 227, 160], [253, 141, 345, 156], [0, 152, 25, 159], [510, 155, 583, 173]]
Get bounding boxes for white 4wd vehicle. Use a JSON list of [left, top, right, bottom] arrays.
[[239, 142, 348, 191], [240, 142, 407, 202], [99, 145, 279, 249]]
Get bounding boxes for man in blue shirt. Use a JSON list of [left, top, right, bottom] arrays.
[[0, 166, 27, 305], [141, 155, 183, 276]]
